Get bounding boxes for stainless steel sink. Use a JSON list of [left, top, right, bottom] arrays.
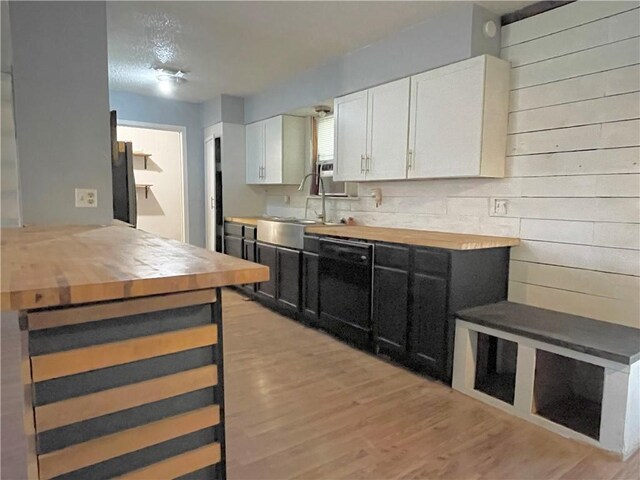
[[257, 219, 343, 249]]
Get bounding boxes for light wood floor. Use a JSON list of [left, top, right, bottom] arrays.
[[222, 289, 639, 480]]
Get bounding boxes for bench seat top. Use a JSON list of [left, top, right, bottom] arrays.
[[456, 301, 640, 365]]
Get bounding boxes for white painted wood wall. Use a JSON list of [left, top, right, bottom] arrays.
[[265, 1, 640, 328]]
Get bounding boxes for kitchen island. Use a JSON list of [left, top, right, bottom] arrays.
[[1, 225, 268, 480]]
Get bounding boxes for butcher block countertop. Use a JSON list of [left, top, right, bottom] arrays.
[[224, 216, 262, 226], [305, 225, 520, 250], [0, 225, 269, 311]]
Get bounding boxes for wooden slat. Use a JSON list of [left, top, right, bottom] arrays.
[[35, 365, 218, 432], [511, 37, 640, 89], [507, 119, 640, 156], [27, 289, 217, 331], [118, 443, 221, 480], [508, 281, 640, 329], [37, 405, 220, 480], [501, 1, 639, 47], [510, 240, 640, 276], [30, 324, 217, 382], [508, 92, 640, 134], [507, 147, 640, 177], [502, 8, 640, 67], [509, 65, 640, 112]]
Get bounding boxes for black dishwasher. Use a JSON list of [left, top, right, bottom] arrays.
[[319, 238, 373, 349]]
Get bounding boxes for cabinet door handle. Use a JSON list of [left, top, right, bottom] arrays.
[[360, 154, 365, 173], [407, 149, 413, 170], [367, 154, 371, 172]]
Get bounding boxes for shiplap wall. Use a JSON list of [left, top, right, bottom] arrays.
[[265, 1, 640, 328]]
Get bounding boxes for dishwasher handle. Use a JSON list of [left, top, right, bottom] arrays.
[[319, 239, 372, 265]]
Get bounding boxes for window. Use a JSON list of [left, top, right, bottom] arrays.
[[316, 115, 334, 162]]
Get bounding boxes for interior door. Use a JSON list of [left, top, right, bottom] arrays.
[[205, 135, 216, 251], [245, 121, 264, 183], [263, 116, 283, 184], [334, 90, 368, 182], [408, 58, 484, 178], [366, 77, 410, 181]]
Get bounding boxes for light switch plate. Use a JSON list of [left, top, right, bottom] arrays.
[[492, 198, 508, 216], [75, 188, 98, 208]]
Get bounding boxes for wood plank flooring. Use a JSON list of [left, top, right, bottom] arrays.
[[222, 289, 639, 480]]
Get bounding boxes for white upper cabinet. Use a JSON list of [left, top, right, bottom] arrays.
[[367, 78, 411, 181], [245, 121, 264, 184], [408, 55, 510, 178], [334, 79, 410, 182], [246, 115, 306, 185], [334, 90, 368, 182], [333, 54, 510, 182]]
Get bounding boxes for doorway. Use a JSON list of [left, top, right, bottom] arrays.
[[205, 133, 223, 252], [117, 123, 188, 243]]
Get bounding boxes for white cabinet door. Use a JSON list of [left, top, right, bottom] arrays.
[[408, 57, 485, 178], [366, 77, 410, 181], [246, 121, 264, 183], [334, 90, 368, 182], [263, 116, 283, 184]]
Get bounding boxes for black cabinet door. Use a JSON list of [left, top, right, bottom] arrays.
[[276, 247, 301, 310], [224, 235, 243, 259], [240, 239, 256, 293], [256, 242, 277, 299], [373, 266, 409, 356], [302, 252, 319, 321], [409, 272, 448, 379]]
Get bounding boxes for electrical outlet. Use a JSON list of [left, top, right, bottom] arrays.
[[75, 188, 98, 208], [492, 199, 508, 216]]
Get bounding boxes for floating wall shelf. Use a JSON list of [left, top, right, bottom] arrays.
[[133, 152, 152, 169], [135, 184, 153, 199]]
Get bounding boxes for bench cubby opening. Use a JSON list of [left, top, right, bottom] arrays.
[[473, 333, 517, 405], [533, 349, 604, 440]]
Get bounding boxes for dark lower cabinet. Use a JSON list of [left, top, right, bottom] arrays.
[[256, 242, 277, 300], [240, 239, 256, 294], [373, 266, 409, 357], [239, 229, 509, 386], [277, 247, 301, 311], [224, 234, 242, 259], [408, 272, 448, 378], [302, 252, 319, 322]]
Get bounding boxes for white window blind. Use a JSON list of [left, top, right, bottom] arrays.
[[316, 115, 334, 162]]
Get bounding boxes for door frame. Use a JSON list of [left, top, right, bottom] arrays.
[[117, 120, 189, 244]]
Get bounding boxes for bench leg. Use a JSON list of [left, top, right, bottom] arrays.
[[600, 363, 639, 458], [514, 344, 536, 415], [452, 323, 477, 391]]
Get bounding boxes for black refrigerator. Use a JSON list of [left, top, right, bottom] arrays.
[[110, 111, 137, 226]]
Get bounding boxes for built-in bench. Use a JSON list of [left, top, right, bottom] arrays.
[[452, 301, 640, 458]]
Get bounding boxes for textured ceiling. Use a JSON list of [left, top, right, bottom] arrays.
[[107, 1, 534, 103]]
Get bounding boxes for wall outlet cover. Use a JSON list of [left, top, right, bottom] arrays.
[[75, 188, 98, 208]]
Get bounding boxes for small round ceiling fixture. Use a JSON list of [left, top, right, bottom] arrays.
[[484, 20, 497, 39]]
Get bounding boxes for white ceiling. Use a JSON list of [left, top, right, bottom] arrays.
[[107, 1, 534, 103]]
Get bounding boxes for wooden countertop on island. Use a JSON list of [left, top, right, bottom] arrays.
[[305, 225, 520, 250], [1, 225, 269, 311]]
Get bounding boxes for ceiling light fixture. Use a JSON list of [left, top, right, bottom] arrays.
[[153, 67, 187, 95], [314, 105, 332, 118]]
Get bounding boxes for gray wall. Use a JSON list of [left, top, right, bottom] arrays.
[[243, 3, 500, 124], [10, 1, 113, 225], [201, 94, 244, 128], [109, 90, 206, 247]]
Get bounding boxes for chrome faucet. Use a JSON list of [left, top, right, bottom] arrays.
[[298, 172, 326, 223]]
